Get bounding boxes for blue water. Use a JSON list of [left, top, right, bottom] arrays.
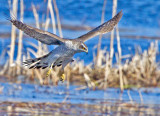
[[0, 0, 160, 64], [0, 82, 160, 115], [2, 0, 158, 28], [0, 82, 160, 105]]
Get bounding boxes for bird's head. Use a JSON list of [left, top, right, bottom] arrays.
[[65, 40, 88, 53], [78, 41, 88, 53]]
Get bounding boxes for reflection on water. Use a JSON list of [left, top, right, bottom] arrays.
[[0, 83, 160, 115]]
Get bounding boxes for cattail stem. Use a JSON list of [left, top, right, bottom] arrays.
[[109, 0, 117, 66], [9, 0, 18, 66], [53, 0, 63, 38], [16, 0, 24, 74], [47, 0, 56, 34], [96, 0, 107, 67], [32, 3, 42, 56], [116, 26, 124, 92]]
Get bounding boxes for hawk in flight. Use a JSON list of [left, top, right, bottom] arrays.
[[8, 10, 122, 82]]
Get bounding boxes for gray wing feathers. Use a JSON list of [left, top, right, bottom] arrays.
[[9, 17, 64, 45], [76, 10, 123, 42]]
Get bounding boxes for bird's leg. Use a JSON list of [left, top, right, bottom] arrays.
[[60, 68, 65, 82], [59, 58, 73, 82], [46, 63, 53, 77]]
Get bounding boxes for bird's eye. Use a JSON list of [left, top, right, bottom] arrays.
[[79, 45, 86, 51]]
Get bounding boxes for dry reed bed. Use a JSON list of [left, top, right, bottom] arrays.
[[0, 42, 159, 89], [1, 0, 160, 90], [65, 42, 160, 89]]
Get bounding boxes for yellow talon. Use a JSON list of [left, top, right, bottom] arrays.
[[46, 64, 53, 77], [60, 73, 65, 82], [46, 68, 52, 77]]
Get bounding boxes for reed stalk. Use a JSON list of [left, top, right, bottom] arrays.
[[109, 0, 117, 66], [96, 0, 107, 67], [47, 0, 56, 34], [42, 18, 50, 54], [16, 0, 24, 74], [104, 0, 118, 89], [44, 18, 50, 31], [53, 0, 63, 38], [116, 26, 124, 91], [31, 4, 40, 29], [32, 3, 42, 56], [9, 0, 18, 66], [104, 52, 110, 89]]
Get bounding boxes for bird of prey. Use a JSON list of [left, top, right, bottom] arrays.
[[8, 10, 122, 82]]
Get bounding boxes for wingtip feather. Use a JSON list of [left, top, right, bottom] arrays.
[[114, 10, 123, 21], [3, 10, 16, 22]]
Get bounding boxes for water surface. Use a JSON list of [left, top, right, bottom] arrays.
[[0, 82, 160, 115]]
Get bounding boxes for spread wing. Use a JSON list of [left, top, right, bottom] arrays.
[[76, 10, 123, 42], [7, 15, 65, 45]]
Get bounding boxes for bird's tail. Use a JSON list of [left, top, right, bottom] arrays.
[[23, 54, 49, 69]]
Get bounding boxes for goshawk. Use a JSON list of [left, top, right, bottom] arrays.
[[8, 10, 122, 81]]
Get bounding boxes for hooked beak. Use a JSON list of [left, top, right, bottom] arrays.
[[85, 49, 88, 54]]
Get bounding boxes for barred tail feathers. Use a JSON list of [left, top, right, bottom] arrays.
[[23, 54, 49, 69]]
